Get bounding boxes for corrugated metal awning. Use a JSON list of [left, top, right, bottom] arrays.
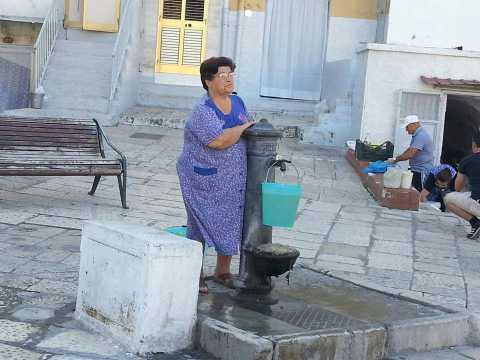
[[421, 76, 480, 90]]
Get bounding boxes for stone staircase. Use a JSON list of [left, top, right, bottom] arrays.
[[3, 30, 117, 126]]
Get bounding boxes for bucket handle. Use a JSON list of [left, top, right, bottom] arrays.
[[265, 160, 301, 185]]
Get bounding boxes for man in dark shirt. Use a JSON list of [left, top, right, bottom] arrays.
[[444, 133, 480, 239], [420, 164, 456, 212]]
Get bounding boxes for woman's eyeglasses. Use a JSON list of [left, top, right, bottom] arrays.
[[216, 72, 235, 80]]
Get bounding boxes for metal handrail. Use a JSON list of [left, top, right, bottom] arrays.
[[30, 0, 63, 93], [109, 0, 135, 109]]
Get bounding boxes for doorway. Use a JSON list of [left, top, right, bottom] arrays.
[[441, 94, 480, 168]]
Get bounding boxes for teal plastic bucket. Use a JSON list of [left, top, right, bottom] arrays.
[[165, 226, 187, 238], [262, 161, 302, 228]]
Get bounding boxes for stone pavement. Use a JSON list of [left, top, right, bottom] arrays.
[[0, 124, 480, 358]]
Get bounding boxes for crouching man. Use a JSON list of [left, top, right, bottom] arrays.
[[444, 133, 480, 239]]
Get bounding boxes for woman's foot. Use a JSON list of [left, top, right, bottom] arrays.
[[213, 273, 234, 289], [199, 276, 208, 295]]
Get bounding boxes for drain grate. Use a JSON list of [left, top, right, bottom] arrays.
[[269, 304, 366, 330], [129, 133, 164, 140]]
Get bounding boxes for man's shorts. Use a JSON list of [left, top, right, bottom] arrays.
[[444, 192, 480, 218]]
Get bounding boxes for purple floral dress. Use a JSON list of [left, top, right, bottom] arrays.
[[176, 95, 249, 256]]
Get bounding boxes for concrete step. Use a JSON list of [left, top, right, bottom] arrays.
[[120, 106, 190, 129], [44, 67, 112, 84], [54, 40, 113, 57], [48, 53, 112, 71], [43, 95, 109, 114], [1, 108, 116, 126], [65, 28, 117, 44], [138, 81, 203, 109], [385, 346, 480, 359], [43, 81, 110, 99], [140, 81, 205, 98]]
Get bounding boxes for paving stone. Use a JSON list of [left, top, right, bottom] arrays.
[[0, 319, 40, 342], [291, 218, 332, 235], [0, 254, 30, 272], [371, 241, 413, 256], [0, 211, 37, 225], [375, 218, 412, 228], [14, 261, 79, 281], [387, 349, 470, 359], [368, 253, 413, 272], [455, 346, 480, 359], [311, 260, 366, 274], [328, 223, 372, 246], [28, 279, 77, 297], [319, 243, 368, 260], [315, 254, 364, 265], [373, 226, 412, 242], [1, 244, 45, 259], [0, 273, 39, 289], [412, 272, 465, 299], [17, 292, 74, 310], [13, 306, 55, 322], [26, 215, 83, 230], [367, 268, 413, 281], [272, 228, 324, 243], [61, 253, 81, 267], [37, 328, 125, 358], [460, 256, 480, 273], [415, 229, 456, 241], [0, 343, 44, 360], [34, 250, 72, 263], [414, 240, 457, 251], [414, 262, 461, 275]]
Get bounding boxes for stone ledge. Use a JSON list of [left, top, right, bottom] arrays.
[[346, 149, 419, 211], [385, 313, 470, 355], [197, 317, 274, 360]]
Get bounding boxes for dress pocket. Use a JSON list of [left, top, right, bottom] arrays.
[[193, 166, 218, 176]]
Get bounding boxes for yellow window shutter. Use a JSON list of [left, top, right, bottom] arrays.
[[156, 0, 209, 75]]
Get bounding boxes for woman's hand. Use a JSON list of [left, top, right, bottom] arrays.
[[208, 121, 256, 150]]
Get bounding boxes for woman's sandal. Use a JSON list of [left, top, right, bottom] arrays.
[[213, 273, 235, 289], [199, 277, 208, 295]]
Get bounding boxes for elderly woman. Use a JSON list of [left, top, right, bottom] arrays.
[[177, 57, 254, 294]]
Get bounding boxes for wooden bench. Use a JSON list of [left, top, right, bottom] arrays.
[[0, 117, 127, 208]]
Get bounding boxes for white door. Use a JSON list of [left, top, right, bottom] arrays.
[[394, 90, 447, 169], [260, 0, 328, 100]]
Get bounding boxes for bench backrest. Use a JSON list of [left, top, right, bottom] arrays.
[[0, 117, 101, 155]]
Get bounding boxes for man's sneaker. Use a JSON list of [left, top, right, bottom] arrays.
[[467, 223, 480, 239]]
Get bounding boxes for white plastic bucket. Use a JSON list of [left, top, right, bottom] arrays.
[[383, 168, 403, 188], [400, 171, 413, 189]]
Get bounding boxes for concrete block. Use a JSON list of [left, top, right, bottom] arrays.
[[198, 317, 274, 360], [271, 330, 351, 360], [75, 221, 203, 354], [385, 314, 470, 355], [350, 327, 386, 360]]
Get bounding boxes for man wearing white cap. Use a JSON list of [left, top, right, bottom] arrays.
[[389, 115, 434, 191]]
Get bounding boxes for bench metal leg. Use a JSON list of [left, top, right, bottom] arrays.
[[117, 170, 128, 209], [88, 176, 101, 196]]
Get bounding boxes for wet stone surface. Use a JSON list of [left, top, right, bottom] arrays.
[[199, 268, 444, 336]]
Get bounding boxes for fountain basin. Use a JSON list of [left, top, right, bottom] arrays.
[[252, 244, 300, 277]]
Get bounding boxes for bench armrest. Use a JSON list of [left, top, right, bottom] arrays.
[[93, 119, 127, 167]]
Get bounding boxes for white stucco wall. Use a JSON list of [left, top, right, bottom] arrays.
[[386, 0, 480, 51], [322, 16, 377, 108], [356, 44, 480, 143], [0, 0, 52, 21], [112, 0, 141, 117]]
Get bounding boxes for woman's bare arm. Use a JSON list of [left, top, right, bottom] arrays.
[[208, 122, 254, 150]]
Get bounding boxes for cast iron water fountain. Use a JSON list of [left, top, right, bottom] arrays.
[[233, 119, 300, 305]]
